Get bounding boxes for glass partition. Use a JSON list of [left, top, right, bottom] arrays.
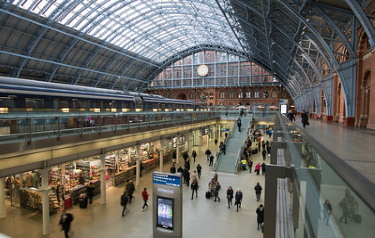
[[278, 113, 375, 238], [0, 111, 220, 144]]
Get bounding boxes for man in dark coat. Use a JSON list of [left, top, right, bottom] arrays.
[[182, 151, 189, 162], [60, 210, 74, 238], [256, 204, 265, 231], [301, 110, 309, 128], [126, 180, 135, 204], [235, 188, 243, 212], [205, 149, 212, 161], [121, 191, 129, 217], [86, 181, 95, 204], [254, 182, 262, 202]]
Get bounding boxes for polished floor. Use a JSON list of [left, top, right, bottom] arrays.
[[295, 118, 375, 185], [0, 142, 266, 238]]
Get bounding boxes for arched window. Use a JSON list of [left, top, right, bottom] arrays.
[[271, 90, 277, 98], [219, 91, 225, 99], [209, 91, 214, 100], [254, 91, 260, 98], [238, 90, 244, 98], [246, 91, 251, 98], [228, 91, 234, 99], [263, 90, 268, 98], [281, 90, 287, 98]]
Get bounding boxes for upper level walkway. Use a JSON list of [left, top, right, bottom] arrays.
[[215, 117, 252, 174], [295, 117, 375, 185]]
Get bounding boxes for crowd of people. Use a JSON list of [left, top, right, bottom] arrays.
[[60, 129, 269, 237]]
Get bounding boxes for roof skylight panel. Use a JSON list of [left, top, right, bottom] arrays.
[[41, 2, 59, 17]]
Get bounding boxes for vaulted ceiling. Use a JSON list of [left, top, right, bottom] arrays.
[[0, 0, 374, 99]]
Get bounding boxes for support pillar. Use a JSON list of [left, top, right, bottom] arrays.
[[0, 178, 5, 218], [159, 137, 164, 172], [198, 129, 203, 154], [176, 134, 180, 165], [136, 144, 141, 186], [270, 141, 284, 165], [38, 168, 51, 235], [218, 124, 221, 142], [187, 131, 192, 156], [264, 165, 291, 238], [206, 128, 209, 149], [99, 153, 107, 204]]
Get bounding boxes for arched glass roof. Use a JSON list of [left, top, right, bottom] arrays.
[[1, 0, 374, 99], [12, 0, 246, 63]]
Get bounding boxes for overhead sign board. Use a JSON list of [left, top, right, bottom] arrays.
[[153, 173, 181, 187]]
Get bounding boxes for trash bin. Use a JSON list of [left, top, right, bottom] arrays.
[[79, 193, 88, 208]]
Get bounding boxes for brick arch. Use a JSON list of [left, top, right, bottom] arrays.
[[357, 70, 371, 127], [176, 93, 187, 100]]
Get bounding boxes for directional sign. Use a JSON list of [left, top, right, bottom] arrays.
[[153, 172, 181, 187]]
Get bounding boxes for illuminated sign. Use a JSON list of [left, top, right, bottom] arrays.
[[153, 173, 181, 187]]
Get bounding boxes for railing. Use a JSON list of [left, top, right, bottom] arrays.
[[277, 113, 375, 238], [0, 111, 220, 145]]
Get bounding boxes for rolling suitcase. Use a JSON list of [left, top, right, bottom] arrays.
[[205, 191, 211, 199]]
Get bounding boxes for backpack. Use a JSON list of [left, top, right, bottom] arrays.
[[121, 195, 128, 206]]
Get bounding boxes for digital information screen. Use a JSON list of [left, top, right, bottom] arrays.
[[153, 173, 181, 187], [280, 104, 288, 114], [157, 196, 174, 230]]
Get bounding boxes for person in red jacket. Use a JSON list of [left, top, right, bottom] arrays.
[[141, 187, 149, 211]]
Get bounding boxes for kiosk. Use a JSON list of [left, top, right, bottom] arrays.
[[152, 172, 182, 238]]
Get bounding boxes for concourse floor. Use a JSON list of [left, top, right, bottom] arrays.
[[0, 142, 268, 238]]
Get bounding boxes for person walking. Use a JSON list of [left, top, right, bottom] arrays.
[[126, 180, 135, 204], [177, 166, 183, 173], [208, 178, 217, 198], [205, 148, 212, 162], [121, 191, 129, 217], [141, 187, 149, 211], [235, 188, 243, 212], [237, 118, 242, 132], [182, 151, 189, 162], [191, 170, 198, 182], [248, 159, 253, 173], [209, 154, 214, 166], [191, 179, 199, 200], [170, 164, 176, 174], [196, 164, 202, 179], [192, 150, 197, 162], [266, 144, 271, 156], [262, 149, 267, 160], [220, 143, 226, 155], [254, 182, 262, 202], [301, 110, 309, 128], [323, 199, 332, 225], [261, 162, 266, 175], [339, 197, 350, 223], [255, 163, 261, 175], [226, 186, 234, 209], [183, 168, 190, 186], [287, 109, 295, 121], [256, 204, 265, 231], [86, 181, 95, 204], [59, 210, 74, 238], [213, 181, 221, 202]]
